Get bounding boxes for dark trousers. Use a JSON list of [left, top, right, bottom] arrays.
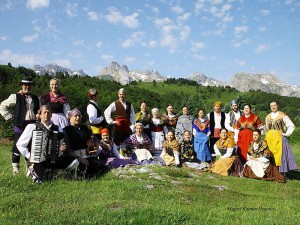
[[209, 137, 220, 154], [113, 130, 132, 146], [33, 155, 75, 181], [12, 132, 22, 163]]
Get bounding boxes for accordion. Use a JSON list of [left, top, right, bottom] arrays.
[[30, 130, 60, 164]]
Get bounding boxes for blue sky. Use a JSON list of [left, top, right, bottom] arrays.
[[0, 0, 300, 85]]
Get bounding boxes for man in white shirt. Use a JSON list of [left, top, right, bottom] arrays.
[[207, 101, 226, 154], [104, 88, 135, 146], [87, 88, 105, 141], [225, 100, 243, 140], [17, 105, 73, 183], [0, 77, 39, 175]]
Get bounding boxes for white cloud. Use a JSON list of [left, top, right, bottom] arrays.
[[171, 5, 184, 14], [22, 33, 39, 42], [96, 41, 102, 48], [144, 4, 160, 14], [123, 13, 140, 28], [0, 0, 14, 11], [191, 41, 205, 52], [260, 9, 270, 16], [0, 49, 36, 65], [210, 4, 232, 18], [124, 56, 136, 63], [235, 59, 246, 66], [178, 13, 191, 22], [68, 52, 81, 58], [193, 54, 207, 61], [148, 40, 157, 48], [66, 2, 78, 17], [105, 7, 123, 24], [26, 0, 49, 10], [122, 31, 145, 48], [0, 36, 7, 41], [234, 26, 248, 37], [211, 0, 223, 5], [195, 0, 206, 14], [254, 44, 270, 53], [73, 40, 84, 46], [46, 19, 59, 33], [52, 59, 71, 68], [154, 17, 190, 52], [87, 11, 99, 21], [232, 38, 251, 48], [105, 7, 140, 28], [101, 54, 114, 62], [259, 27, 266, 32]]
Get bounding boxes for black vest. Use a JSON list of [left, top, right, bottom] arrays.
[[63, 125, 92, 151], [13, 94, 39, 128], [87, 101, 107, 127], [209, 111, 226, 136]]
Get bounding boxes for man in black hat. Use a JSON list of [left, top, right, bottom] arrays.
[[0, 77, 40, 175]]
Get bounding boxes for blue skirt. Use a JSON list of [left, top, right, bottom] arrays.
[[194, 132, 212, 162]]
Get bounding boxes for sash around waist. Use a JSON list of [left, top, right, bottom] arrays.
[[115, 118, 131, 131]]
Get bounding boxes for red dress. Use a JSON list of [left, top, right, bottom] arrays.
[[236, 114, 263, 162]]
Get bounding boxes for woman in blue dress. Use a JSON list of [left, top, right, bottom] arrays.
[[192, 109, 212, 162]]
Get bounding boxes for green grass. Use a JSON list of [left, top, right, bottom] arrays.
[[1, 144, 300, 225]]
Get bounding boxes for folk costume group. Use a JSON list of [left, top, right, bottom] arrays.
[[0, 77, 298, 183]]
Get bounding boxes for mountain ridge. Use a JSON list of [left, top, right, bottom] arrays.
[[31, 62, 300, 98]]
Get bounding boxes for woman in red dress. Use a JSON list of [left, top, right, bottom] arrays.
[[235, 104, 263, 163]]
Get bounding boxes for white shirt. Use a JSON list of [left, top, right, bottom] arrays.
[[87, 100, 104, 125], [213, 143, 234, 158], [104, 100, 135, 125], [225, 111, 241, 132], [207, 111, 227, 129]]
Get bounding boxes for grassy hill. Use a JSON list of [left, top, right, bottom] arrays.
[[0, 145, 300, 224]]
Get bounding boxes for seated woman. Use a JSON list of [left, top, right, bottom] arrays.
[[98, 128, 137, 168], [40, 78, 70, 129], [180, 130, 210, 170], [211, 128, 242, 176], [180, 130, 197, 163], [122, 123, 154, 164], [63, 108, 104, 178], [161, 130, 180, 166], [243, 130, 285, 182]]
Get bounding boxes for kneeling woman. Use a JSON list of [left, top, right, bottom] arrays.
[[243, 130, 285, 182], [99, 128, 137, 168], [161, 130, 180, 166], [122, 123, 154, 164], [211, 128, 242, 176]]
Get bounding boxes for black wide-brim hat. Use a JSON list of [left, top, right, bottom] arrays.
[[20, 77, 34, 85]]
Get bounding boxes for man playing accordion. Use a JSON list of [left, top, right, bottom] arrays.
[[17, 105, 75, 183]]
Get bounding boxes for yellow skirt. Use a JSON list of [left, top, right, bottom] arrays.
[[211, 157, 235, 176], [265, 130, 282, 166]]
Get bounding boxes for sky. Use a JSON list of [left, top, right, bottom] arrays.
[[0, 0, 300, 85]]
